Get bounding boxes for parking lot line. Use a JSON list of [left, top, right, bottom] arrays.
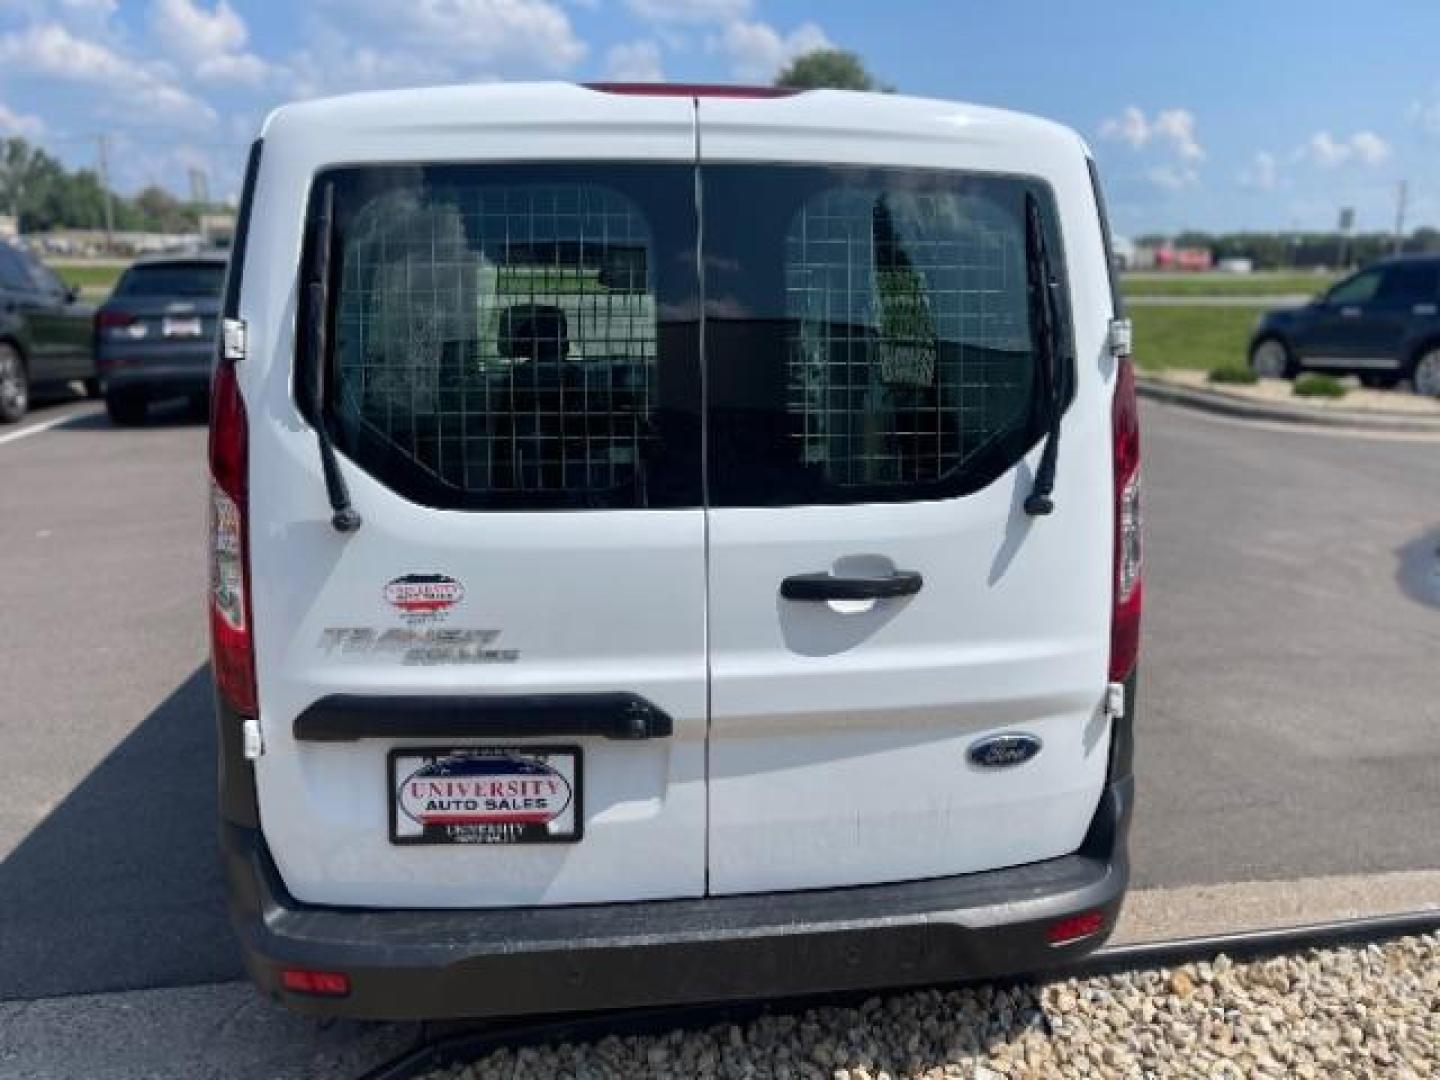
[[0, 410, 85, 447]]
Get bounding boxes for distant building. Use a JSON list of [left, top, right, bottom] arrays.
[[0, 214, 15, 239], [1112, 235, 1136, 271], [1133, 242, 1213, 272], [199, 213, 235, 247]]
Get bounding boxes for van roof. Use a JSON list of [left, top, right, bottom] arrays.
[[260, 81, 1086, 160]]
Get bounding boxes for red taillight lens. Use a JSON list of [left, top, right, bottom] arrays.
[[209, 359, 256, 715], [95, 308, 146, 345], [1047, 910, 1107, 945], [1109, 356, 1142, 682], [279, 969, 350, 996], [95, 309, 135, 329]]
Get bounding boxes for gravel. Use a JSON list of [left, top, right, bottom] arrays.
[[422, 932, 1438, 1079]]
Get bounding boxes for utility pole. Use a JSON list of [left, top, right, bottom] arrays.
[[96, 133, 115, 254], [1393, 180, 1408, 256]]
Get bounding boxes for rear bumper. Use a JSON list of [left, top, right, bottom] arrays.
[[97, 348, 211, 396], [222, 776, 1132, 1021]]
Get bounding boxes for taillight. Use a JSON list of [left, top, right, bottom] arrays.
[[279, 969, 350, 997], [209, 359, 256, 715], [95, 309, 146, 340], [1109, 356, 1142, 682], [1046, 910, 1108, 946]]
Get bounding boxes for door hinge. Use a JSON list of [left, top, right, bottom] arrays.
[[222, 317, 247, 361], [1109, 317, 1132, 358], [242, 716, 264, 759], [1104, 681, 1126, 720]]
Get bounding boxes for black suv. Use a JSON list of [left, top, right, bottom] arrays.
[[1250, 255, 1440, 396], [0, 240, 96, 422]]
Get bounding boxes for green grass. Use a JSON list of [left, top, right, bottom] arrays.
[[1207, 363, 1259, 385], [1122, 272, 1336, 298], [1293, 373, 1347, 399], [48, 260, 125, 297], [1128, 305, 1258, 372]]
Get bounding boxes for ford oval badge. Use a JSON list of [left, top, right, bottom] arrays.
[[967, 734, 1043, 769]]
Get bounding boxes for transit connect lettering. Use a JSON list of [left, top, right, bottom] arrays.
[[318, 626, 520, 665]]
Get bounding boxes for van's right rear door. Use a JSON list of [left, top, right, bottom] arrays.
[[697, 96, 1119, 895]]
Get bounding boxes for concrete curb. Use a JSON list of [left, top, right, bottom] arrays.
[[1137, 375, 1440, 433]]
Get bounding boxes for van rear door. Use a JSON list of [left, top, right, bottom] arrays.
[[244, 92, 707, 907], [697, 98, 1117, 894]]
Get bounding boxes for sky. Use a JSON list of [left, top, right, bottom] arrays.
[[1, 0, 1438, 237]]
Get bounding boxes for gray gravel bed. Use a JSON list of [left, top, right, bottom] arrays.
[[424, 933, 1438, 1079]]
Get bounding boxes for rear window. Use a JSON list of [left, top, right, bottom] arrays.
[[703, 165, 1071, 506], [313, 162, 1069, 511], [318, 163, 702, 510], [115, 262, 227, 298]]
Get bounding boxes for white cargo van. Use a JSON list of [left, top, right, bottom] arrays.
[[212, 82, 1142, 1019]]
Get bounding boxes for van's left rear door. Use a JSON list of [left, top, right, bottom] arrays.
[[245, 88, 707, 908]]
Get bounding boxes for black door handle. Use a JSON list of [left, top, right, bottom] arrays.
[[780, 570, 924, 601]]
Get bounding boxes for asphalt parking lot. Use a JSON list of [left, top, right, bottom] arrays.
[[0, 390, 1437, 1009]]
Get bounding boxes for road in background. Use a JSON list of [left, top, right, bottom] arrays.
[[0, 399, 1436, 1002]]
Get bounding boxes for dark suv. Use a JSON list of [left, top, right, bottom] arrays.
[[0, 241, 96, 423], [94, 254, 227, 425], [1250, 255, 1440, 396]]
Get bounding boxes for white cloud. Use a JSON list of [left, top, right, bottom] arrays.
[[627, 0, 749, 22], [605, 39, 664, 82], [712, 19, 830, 82], [148, 0, 274, 86], [312, 0, 586, 75], [1349, 131, 1390, 166], [0, 103, 46, 137], [1237, 150, 1279, 191], [150, 0, 247, 57], [1100, 105, 1205, 162], [1099, 106, 1148, 149], [193, 51, 271, 86], [0, 22, 216, 125], [1302, 130, 1391, 168], [1152, 109, 1203, 163]]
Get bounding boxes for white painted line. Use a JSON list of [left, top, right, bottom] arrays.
[[0, 410, 83, 447]]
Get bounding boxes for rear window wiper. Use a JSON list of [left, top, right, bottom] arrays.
[[1023, 191, 1064, 517], [303, 181, 361, 533]]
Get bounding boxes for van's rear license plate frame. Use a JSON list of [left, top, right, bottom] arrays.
[[388, 746, 583, 845]]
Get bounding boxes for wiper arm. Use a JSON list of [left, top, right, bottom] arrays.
[[1023, 192, 1063, 517], [304, 181, 361, 533]]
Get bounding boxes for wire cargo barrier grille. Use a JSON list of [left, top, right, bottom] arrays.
[[784, 188, 1031, 488], [334, 184, 657, 496]]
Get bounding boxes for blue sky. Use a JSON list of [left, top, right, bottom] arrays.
[[2, 0, 1438, 237]]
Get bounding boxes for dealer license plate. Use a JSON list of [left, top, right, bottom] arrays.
[[389, 746, 582, 845]]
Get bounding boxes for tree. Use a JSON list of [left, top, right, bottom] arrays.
[[0, 138, 65, 230], [132, 185, 196, 233], [775, 48, 890, 92]]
